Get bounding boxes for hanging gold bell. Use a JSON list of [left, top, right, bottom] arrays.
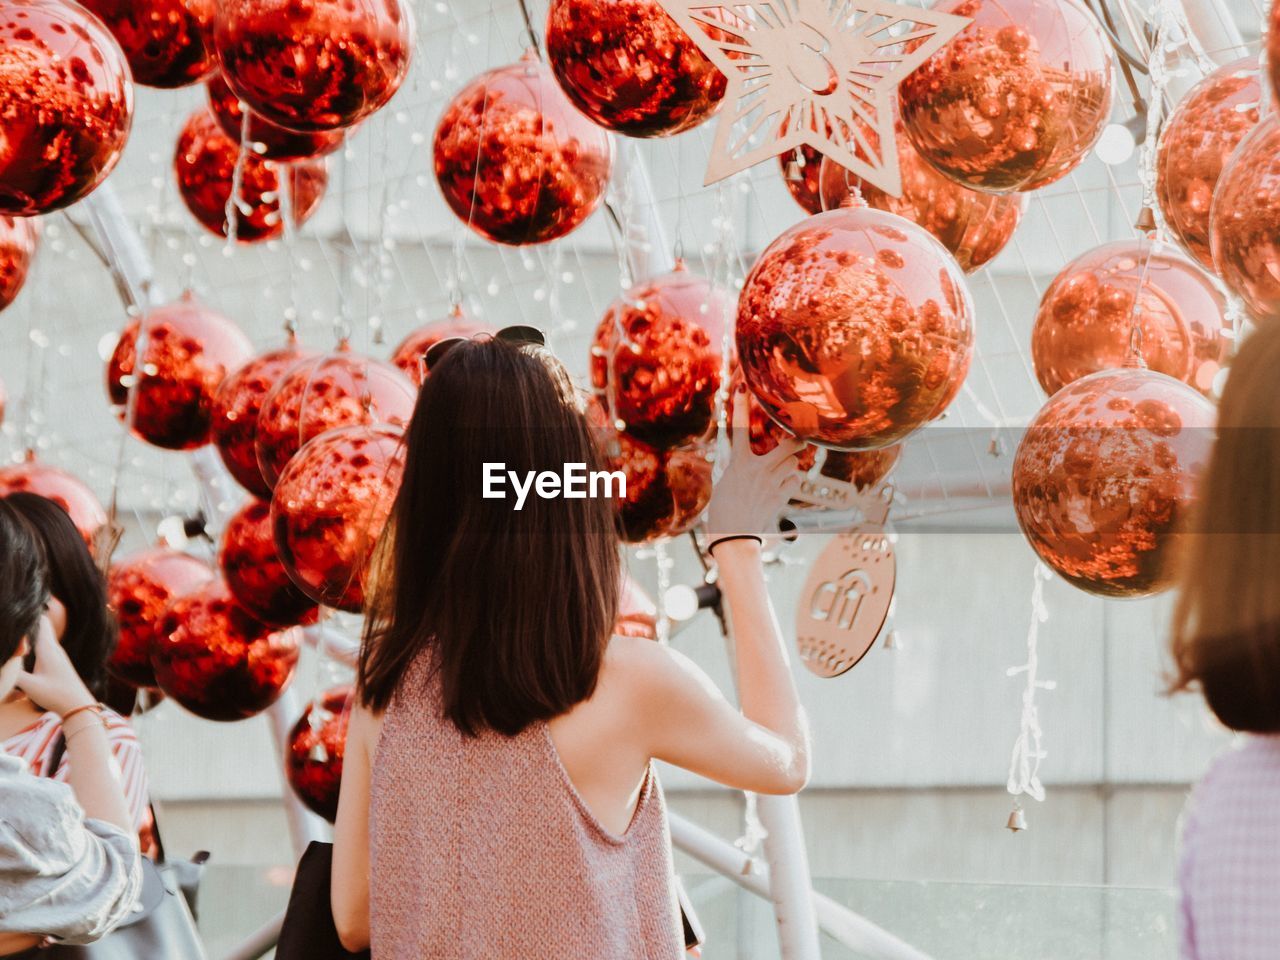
[[1006, 805, 1028, 832]]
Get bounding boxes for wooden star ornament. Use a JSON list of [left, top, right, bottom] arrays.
[[658, 0, 971, 197]]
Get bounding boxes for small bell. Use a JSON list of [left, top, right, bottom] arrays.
[[883, 629, 901, 650], [1134, 206, 1157, 235], [308, 741, 331, 764], [1006, 804, 1028, 833], [987, 435, 1005, 458], [784, 159, 804, 182]]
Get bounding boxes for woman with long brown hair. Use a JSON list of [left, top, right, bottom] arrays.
[[1170, 322, 1280, 959], [331, 332, 809, 956]]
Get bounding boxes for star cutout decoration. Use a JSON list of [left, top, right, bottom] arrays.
[[657, 0, 971, 197]]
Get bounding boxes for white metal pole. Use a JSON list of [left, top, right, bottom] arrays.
[[754, 794, 824, 959], [669, 813, 935, 960]]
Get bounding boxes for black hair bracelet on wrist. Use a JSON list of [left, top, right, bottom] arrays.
[[707, 534, 764, 557]]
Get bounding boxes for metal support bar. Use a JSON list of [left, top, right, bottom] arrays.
[[216, 910, 285, 960], [669, 812, 935, 960]]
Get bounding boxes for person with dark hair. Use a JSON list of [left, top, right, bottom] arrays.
[[331, 333, 809, 956], [0, 493, 153, 852], [0, 499, 142, 955], [1169, 321, 1280, 958]]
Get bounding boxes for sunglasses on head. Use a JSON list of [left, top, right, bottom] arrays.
[[420, 324, 547, 376]]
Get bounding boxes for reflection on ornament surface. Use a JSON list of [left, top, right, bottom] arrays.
[[737, 205, 974, 450], [1031, 239, 1230, 398], [898, 0, 1113, 193], [108, 548, 214, 689], [1211, 116, 1280, 321], [1012, 367, 1215, 598], [79, 0, 217, 89], [1156, 58, 1261, 271], [153, 579, 301, 721], [434, 56, 613, 246], [220, 499, 319, 628], [0, 0, 134, 215]]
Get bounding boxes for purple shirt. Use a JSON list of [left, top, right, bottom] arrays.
[[1180, 735, 1280, 960]]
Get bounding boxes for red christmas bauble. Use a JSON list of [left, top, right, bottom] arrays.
[[737, 205, 974, 450], [819, 129, 1026, 273], [206, 73, 345, 162], [213, 0, 412, 133], [153, 579, 301, 721], [220, 499, 319, 628], [1210, 116, 1280, 321], [211, 342, 319, 498], [0, 216, 38, 312], [78, 0, 216, 89], [107, 293, 254, 451], [1012, 366, 1215, 597], [591, 265, 727, 449], [1156, 59, 1261, 271], [898, 0, 1113, 193], [602, 429, 712, 543], [271, 424, 406, 612], [1031, 239, 1229, 398], [285, 685, 351, 823], [390, 309, 491, 387], [780, 145, 826, 215], [545, 0, 725, 137], [0, 377, 6, 429], [255, 347, 416, 490], [0, 0, 133, 215], [174, 109, 328, 243], [434, 55, 613, 246], [0, 456, 106, 551], [1270, 0, 1280, 113], [107, 547, 213, 689]]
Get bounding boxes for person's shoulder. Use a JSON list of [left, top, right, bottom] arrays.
[[602, 635, 707, 703], [0, 756, 85, 850]]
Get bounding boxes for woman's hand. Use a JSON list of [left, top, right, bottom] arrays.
[[705, 383, 804, 539], [15, 617, 96, 717]]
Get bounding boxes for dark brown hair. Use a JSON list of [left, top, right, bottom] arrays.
[[1169, 322, 1280, 732], [358, 335, 620, 736], [6, 492, 119, 697], [0, 499, 49, 665]]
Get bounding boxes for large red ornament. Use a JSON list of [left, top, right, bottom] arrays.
[[206, 73, 345, 163], [1271, 0, 1280, 113], [590, 265, 727, 449], [174, 110, 328, 243], [153, 579, 301, 721], [0, 456, 106, 551], [780, 145, 826, 215], [1156, 59, 1261, 271], [220, 499, 319, 628], [604, 429, 712, 543], [285, 685, 351, 823], [898, 0, 1113, 194], [1013, 366, 1215, 598], [434, 55, 613, 246], [211, 342, 319, 498], [1211, 116, 1280, 321], [819, 129, 1026, 273], [271, 424, 406, 612], [545, 0, 725, 138], [0, 216, 38, 312], [107, 548, 214, 689], [390, 308, 491, 387], [255, 347, 416, 489], [107, 293, 254, 451], [78, 0, 216, 89], [213, 0, 412, 134], [0, 0, 133, 216], [1031, 239, 1229, 399], [736, 205, 974, 450]]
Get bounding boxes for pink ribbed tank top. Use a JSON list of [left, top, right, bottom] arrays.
[[369, 656, 683, 959]]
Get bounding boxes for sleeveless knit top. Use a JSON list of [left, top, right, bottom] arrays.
[[369, 657, 683, 959]]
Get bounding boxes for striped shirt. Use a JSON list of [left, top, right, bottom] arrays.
[[1179, 735, 1280, 959], [2, 708, 151, 838]]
